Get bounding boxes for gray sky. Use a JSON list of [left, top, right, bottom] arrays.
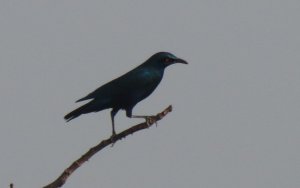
[[1, 0, 299, 187]]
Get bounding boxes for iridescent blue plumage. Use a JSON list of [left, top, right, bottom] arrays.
[[64, 52, 187, 136]]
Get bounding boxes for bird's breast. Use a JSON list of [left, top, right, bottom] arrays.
[[140, 68, 163, 83], [131, 69, 163, 98]]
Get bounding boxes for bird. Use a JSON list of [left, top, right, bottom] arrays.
[[64, 52, 188, 136]]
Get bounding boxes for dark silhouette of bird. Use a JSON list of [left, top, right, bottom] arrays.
[[64, 52, 187, 136]]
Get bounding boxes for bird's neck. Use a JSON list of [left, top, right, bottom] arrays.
[[148, 65, 165, 76]]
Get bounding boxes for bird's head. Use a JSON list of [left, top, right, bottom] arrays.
[[147, 52, 188, 68]]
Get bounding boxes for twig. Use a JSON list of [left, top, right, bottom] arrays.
[[44, 105, 172, 188]]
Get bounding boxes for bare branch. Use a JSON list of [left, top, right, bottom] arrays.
[[44, 105, 172, 188]]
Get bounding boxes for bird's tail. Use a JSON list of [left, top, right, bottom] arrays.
[[64, 102, 93, 122]]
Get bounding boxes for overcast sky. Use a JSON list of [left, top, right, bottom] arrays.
[[1, 1, 299, 188]]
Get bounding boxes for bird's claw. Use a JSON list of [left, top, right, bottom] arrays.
[[145, 116, 157, 127], [110, 133, 117, 147]]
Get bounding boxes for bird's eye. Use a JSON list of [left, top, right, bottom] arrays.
[[164, 58, 174, 63]]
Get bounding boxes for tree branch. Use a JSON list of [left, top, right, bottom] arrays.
[[44, 105, 172, 188]]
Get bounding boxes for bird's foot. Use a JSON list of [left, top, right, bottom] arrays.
[[145, 116, 157, 127], [131, 115, 158, 127], [110, 132, 117, 147]]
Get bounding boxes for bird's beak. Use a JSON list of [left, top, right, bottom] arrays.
[[175, 58, 188, 64]]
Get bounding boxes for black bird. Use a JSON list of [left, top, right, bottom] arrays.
[[64, 52, 187, 136]]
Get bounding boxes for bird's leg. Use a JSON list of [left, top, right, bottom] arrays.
[[131, 115, 157, 127], [126, 109, 156, 126], [110, 109, 119, 142]]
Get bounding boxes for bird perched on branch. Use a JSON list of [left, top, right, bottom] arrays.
[[64, 52, 188, 136]]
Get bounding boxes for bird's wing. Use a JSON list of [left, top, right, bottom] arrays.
[[76, 67, 162, 102], [76, 79, 120, 102]]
